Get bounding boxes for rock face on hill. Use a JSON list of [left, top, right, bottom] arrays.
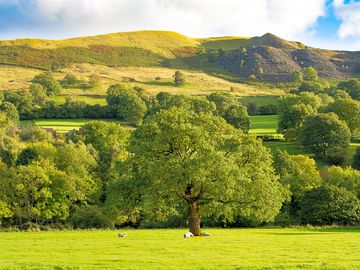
[[217, 33, 358, 81]]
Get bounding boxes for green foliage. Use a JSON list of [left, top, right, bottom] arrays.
[[29, 83, 47, 106], [292, 70, 303, 83], [303, 66, 318, 81], [297, 81, 324, 94], [146, 92, 216, 117], [323, 166, 360, 198], [0, 199, 12, 223], [206, 93, 250, 132], [273, 150, 321, 199], [106, 83, 147, 126], [108, 107, 286, 234], [323, 98, 360, 133], [77, 120, 130, 201], [278, 92, 322, 132], [1, 160, 72, 224], [61, 74, 78, 87], [300, 185, 360, 225], [224, 105, 250, 132], [32, 73, 62, 96], [299, 113, 351, 162], [70, 205, 112, 229], [0, 101, 19, 123], [16, 148, 38, 166], [3, 90, 34, 119], [173, 71, 186, 86], [352, 147, 360, 170], [337, 79, 360, 100]]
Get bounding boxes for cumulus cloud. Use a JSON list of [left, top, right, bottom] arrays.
[[1, 0, 326, 39], [334, 0, 360, 39]]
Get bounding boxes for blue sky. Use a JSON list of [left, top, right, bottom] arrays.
[[0, 0, 359, 51]]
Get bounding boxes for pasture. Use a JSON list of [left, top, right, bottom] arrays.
[[0, 227, 359, 269], [29, 119, 124, 133], [249, 115, 278, 135]]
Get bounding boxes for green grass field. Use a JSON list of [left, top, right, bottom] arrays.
[[249, 115, 278, 135], [29, 119, 124, 133], [0, 227, 359, 269], [240, 96, 279, 106]]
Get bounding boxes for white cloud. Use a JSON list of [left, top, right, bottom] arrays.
[[21, 0, 326, 39], [334, 0, 360, 39]]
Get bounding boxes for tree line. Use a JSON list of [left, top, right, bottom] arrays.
[[1, 70, 360, 233]]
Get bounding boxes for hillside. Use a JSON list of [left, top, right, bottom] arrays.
[[0, 30, 359, 81]]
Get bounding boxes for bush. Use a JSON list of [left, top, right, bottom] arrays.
[[173, 71, 185, 86], [61, 74, 78, 87], [299, 185, 360, 225], [258, 104, 277, 115], [70, 205, 113, 229], [32, 73, 62, 96]]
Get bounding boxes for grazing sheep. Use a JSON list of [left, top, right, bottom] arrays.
[[184, 232, 194, 239], [117, 233, 127, 238], [201, 231, 210, 236]]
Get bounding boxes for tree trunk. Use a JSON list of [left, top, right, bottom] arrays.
[[188, 202, 201, 236]]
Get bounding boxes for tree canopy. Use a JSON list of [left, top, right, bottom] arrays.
[[108, 107, 286, 235]]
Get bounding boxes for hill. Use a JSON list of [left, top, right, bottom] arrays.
[[0, 30, 359, 81]]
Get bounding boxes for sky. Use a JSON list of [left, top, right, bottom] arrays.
[[0, 0, 360, 51]]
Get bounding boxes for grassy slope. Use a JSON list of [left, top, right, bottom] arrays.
[[0, 228, 359, 269], [0, 31, 199, 58], [0, 64, 285, 99]]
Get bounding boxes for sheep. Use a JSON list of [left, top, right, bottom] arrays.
[[117, 233, 127, 238], [184, 232, 194, 239], [201, 231, 210, 237]]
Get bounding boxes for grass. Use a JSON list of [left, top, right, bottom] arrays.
[[0, 64, 285, 99], [249, 115, 278, 135], [29, 119, 124, 133], [0, 227, 359, 269], [49, 95, 107, 105], [0, 31, 199, 58], [239, 95, 279, 106]]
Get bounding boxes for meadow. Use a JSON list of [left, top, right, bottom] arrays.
[[0, 227, 359, 270], [30, 119, 124, 133], [249, 115, 278, 135]]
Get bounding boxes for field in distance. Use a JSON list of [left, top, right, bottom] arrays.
[[0, 227, 359, 270]]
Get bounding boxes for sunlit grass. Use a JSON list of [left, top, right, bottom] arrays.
[[0, 227, 359, 269]]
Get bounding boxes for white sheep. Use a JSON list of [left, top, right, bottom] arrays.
[[184, 232, 194, 239], [117, 233, 127, 238]]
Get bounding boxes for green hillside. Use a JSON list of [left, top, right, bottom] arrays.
[[0, 30, 358, 79]]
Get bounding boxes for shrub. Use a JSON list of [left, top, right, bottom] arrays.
[[173, 71, 185, 86], [32, 73, 62, 96], [299, 185, 360, 225], [70, 205, 113, 229]]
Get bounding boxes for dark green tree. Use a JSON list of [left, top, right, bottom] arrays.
[[299, 185, 360, 225], [173, 71, 186, 86], [337, 79, 360, 100], [106, 84, 147, 126], [299, 113, 351, 160], [353, 147, 360, 171]]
